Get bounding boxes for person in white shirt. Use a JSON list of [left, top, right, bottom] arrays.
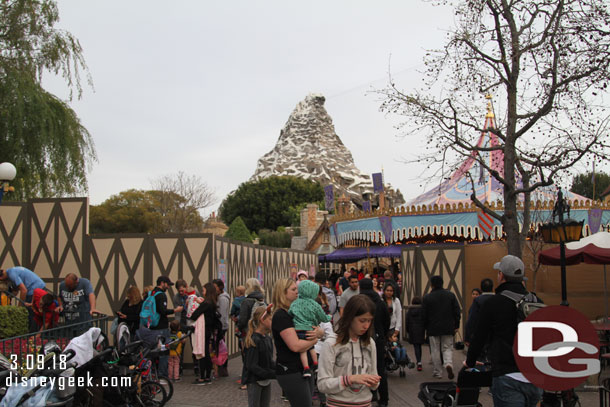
[[338, 275, 359, 316]]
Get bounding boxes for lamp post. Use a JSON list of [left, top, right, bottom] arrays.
[[539, 188, 584, 306], [0, 162, 17, 205]]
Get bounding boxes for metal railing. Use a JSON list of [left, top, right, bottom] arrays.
[[0, 312, 110, 368], [1, 289, 28, 306]]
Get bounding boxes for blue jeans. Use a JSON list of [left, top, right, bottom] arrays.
[[491, 375, 543, 407], [153, 328, 171, 377], [394, 346, 406, 363]]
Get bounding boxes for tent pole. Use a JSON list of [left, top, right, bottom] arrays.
[[604, 264, 608, 322]]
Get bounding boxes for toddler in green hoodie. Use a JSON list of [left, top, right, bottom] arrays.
[[289, 279, 332, 378]]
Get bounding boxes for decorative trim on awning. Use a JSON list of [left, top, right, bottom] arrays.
[[330, 208, 610, 245]]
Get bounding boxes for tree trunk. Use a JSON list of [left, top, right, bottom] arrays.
[[504, 83, 522, 257], [504, 202, 522, 258]]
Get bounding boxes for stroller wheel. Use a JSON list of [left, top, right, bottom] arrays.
[[140, 381, 167, 406], [407, 362, 416, 369]]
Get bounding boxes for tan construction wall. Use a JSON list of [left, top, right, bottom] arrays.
[[0, 198, 317, 361], [400, 239, 609, 344]]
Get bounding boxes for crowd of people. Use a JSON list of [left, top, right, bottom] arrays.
[[0, 253, 545, 407], [202, 258, 541, 407]]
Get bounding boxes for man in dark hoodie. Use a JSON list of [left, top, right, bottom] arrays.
[[423, 275, 461, 380], [359, 278, 391, 407], [465, 255, 543, 407]]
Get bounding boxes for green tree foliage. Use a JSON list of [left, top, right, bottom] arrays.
[[90, 190, 163, 234], [224, 216, 253, 243], [259, 228, 293, 248], [571, 172, 610, 201], [0, 0, 95, 200], [89, 189, 204, 234], [219, 176, 324, 232]]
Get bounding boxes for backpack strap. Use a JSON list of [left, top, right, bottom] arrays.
[[501, 290, 527, 303]]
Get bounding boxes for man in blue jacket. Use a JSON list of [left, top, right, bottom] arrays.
[[0, 266, 46, 331]]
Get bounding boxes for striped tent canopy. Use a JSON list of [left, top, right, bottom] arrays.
[[330, 101, 596, 247], [407, 106, 587, 207], [330, 205, 610, 247]]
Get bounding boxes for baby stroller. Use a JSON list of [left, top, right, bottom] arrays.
[[385, 343, 415, 377], [417, 367, 492, 407], [0, 344, 78, 406]]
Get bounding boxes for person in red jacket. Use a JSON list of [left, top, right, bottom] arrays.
[[31, 288, 59, 331]]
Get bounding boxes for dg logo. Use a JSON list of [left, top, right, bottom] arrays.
[[514, 305, 600, 391]]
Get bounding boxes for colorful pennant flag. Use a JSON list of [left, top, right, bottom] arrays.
[[362, 201, 371, 213], [372, 173, 383, 193], [324, 185, 334, 211], [589, 208, 602, 234], [478, 211, 495, 239]]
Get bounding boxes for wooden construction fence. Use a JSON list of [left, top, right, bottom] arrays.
[[0, 198, 317, 356]]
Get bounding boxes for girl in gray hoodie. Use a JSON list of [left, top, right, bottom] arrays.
[[317, 294, 381, 407]]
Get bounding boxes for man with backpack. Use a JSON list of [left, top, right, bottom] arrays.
[[141, 276, 183, 378], [465, 255, 544, 407]]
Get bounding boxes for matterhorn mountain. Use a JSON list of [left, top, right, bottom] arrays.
[[251, 93, 404, 208]]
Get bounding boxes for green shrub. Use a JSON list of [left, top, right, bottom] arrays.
[[259, 229, 293, 248], [0, 306, 29, 338], [224, 216, 253, 243]]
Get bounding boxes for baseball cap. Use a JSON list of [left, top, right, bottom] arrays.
[[156, 276, 174, 286], [493, 255, 525, 279]]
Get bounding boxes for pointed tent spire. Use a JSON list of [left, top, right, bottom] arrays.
[[407, 97, 587, 207], [407, 98, 504, 206]]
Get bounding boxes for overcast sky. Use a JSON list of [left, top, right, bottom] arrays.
[[45, 1, 461, 215]]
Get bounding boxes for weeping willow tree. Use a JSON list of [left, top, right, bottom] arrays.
[[0, 0, 96, 199]]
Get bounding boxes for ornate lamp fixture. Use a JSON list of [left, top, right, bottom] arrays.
[[0, 162, 16, 205], [539, 188, 584, 306]]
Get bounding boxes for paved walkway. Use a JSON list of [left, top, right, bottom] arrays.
[[168, 345, 600, 407]]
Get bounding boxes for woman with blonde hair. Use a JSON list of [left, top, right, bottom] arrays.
[[243, 305, 275, 407], [142, 285, 154, 299], [238, 278, 265, 338], [117, 285, 143, 335], [271, 278, 323, 407]]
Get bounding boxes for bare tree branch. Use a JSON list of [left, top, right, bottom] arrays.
[[379, 0, 610, 257]]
